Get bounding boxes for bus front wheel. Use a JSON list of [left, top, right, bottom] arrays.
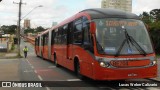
[[75, 61, 84, 79]]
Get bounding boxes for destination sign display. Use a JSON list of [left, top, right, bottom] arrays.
[[106, 21, 138, 27]]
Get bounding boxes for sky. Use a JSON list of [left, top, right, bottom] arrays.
[[0, 0, 160, 28]]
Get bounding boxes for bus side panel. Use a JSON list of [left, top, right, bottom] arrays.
[[43, 45, 48, 59], [41, 46, 44, 57], [35, 37, 41, 56], [65, 44, 74, 71], [54, 45, 63, 65], [62, 44, 67, 66], [35, 46, 40, 56], [51, 45, 54, 61], [35, 45, 38, 55], [72, 45, 94, 78]]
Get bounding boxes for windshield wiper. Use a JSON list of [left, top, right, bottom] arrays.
[[115, 27, 147, 57], [96, 41, 105, 54]]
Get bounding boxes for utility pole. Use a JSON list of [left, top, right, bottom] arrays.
[[13, 0, 26, 57]]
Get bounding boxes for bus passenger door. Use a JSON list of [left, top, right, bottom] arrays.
[[36, 37, 40, 56], [67, 22, 73, 61]]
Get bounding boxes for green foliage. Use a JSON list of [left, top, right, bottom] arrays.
[[24, 26, 45, 34], [1, 25, 17, 34], [24, 28, 35, 34], [150, 9, 160, 22], [11, 44, 15, 50], [139, 12, 152, 24], [35, 26, 45, 32], [140, 9, 160, 54], [149, 21, 160, 54]]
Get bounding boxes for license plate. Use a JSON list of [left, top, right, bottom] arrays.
[[110, 61, 128, 67]]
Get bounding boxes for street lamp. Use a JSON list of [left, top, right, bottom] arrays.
[[15, 0, 43, 57], [21, 5, 43, 20]]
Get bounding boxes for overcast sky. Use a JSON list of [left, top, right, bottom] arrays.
[[0, 0, 159, 28]]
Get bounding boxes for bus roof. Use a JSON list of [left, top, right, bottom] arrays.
[[37, 8, 140, 37], [81, 8, 140, 19]]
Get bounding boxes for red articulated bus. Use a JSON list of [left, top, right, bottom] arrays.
[[35, 8, 157, 80]]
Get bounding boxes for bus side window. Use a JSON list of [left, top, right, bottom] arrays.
[[41, 36, 44, 46], [54, 29, 58, 44], [83, 22, 90, 44], [63, 25, 68, 45], [38, 37, 40, 46], [35, 38, 37, 45], [51, 30, 55, 45], [82, 16, 94, 53], [44, 33, 49, 46], [73, 18, 83, 44], [67, 22, 73, 44]]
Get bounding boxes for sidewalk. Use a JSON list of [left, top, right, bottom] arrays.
[[0, 38, 19, 58]]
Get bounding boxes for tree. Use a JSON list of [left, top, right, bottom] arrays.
[[24, 27, 35, 34], [150, 9, 160, 22], [140, 9, 160, 54], [1, 25, 17, 34], [139, 12, 152, 24], [35, 26, 45, 33]]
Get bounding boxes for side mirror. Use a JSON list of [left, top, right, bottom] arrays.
[[90, 22, 96, 34]]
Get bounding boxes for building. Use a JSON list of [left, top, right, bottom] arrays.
[[101, 0, 132, 12], [24, 19, 30, 29]]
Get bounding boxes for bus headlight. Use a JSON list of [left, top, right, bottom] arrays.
[[150, 56, 157, 66], [100, 61, 110, 68], [151, 60, 157, 66]]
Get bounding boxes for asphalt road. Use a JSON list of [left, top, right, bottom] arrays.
[[0, 39, 159, 90]]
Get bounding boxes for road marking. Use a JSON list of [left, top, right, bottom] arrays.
[[36, 69, 50, 72], [23, 70, 34, 73], [67, 79, 81, 81], [31, 66, 34, 69], [26, 59, 32, 65], [48, 66, 56, 68], [46, 87, 51, 90], [34, 70, 37, 73], [38, 75, 43, 81]]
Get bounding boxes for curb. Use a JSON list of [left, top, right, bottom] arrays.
[[147, 78, 160, 83]]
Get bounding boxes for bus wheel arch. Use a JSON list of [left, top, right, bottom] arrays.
[[54, 53, 59, 67], [74, 57, 84, 79]]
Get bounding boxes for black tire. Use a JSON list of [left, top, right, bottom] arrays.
[[54, 55, 59, 67], [42, 54, 45, 60], [75, 62, 84, 79]]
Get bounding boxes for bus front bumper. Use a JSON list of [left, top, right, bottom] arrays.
[[93, 65, 157, 80]]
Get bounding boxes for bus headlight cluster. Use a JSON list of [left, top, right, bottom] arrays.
[[99, 61, 110, 68], [151, 60, 157, 66], [96, 57, 110, 68], [150, 57, 157, 66]]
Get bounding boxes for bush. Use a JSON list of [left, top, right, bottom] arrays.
[[11, 44, 15, 50], [149, 23, 160, 54]]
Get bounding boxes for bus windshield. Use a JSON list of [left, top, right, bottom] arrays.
[[94, 18, 153, 55]]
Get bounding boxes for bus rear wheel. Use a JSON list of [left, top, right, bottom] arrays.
[[54, 55, 59, 67]]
